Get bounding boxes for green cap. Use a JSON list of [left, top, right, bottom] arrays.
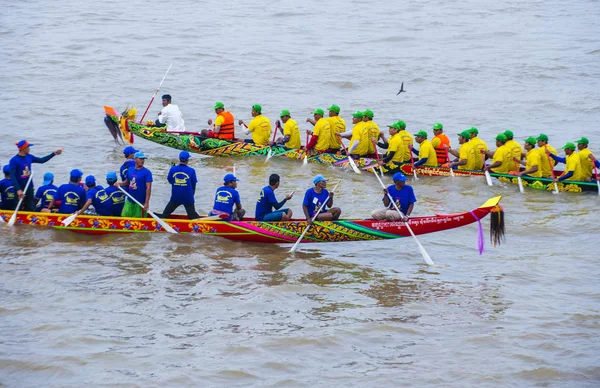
[[536, 134, 549, 142], [352, 111, 364, 119], [363, 109, 374, 119], [562, 142, 576, 150], [495, 133, 507, 142], [432, 122, 443, 130], [524, 136, 537, 146], [575, 137, 589, 144], [396, 120, 406, 129], [468, 127, 479, 135], [213, 101, 224, 110], [504, 130, 514, 139], [312, 108, 324, 116], [327, 104, 340, 113], [458, 130, 471, 139], [252, 104, 262, 114], [279, 109, 291, 117], [414, 130, 428, 138]]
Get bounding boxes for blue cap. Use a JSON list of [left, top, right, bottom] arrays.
[[2, 165, 10, 175], [392, 172, 408, 182], [43, 172, 54, 185], [134, 151, 147, 159], [179, 151, 191, 161], [85, 175, 96, 186], [16, 140, 34, 150], [224, 173, 239, 183], [313, 174, 329, 185], [70, 169, 83, 179], [123, 146, 139, 156], [106, 171, 118, 181]]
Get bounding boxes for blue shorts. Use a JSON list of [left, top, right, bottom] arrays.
[[261, 209, 289, 222]]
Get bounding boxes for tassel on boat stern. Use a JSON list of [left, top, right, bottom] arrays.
[[490, 204, 505, 247]]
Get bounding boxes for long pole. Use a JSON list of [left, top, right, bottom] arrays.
[[139, 63, 173, 124], [7, 172, 34, 227], [336, 135, 361, 174], [372, 169, 434, 265], [118, 187, 178, 234]]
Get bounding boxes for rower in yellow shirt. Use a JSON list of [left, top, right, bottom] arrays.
[[504, 130, 523, 160], [535, 134, 557, 178], [575, 137, 594, 181], [514, 137, 542, 177], [240, 104, 271, 145], [447, 131, 479, 170], [305, 108, 331, 153], [362, 109, 381, 156], [380, 122, 406, 165], [468, 127, 488, 169], [275, 110, 301, 149], [411, 130, 438, 167], [484, 134, 514, 174], [396, 121, 414, 162], [326, 104, 346, 153], [548, 142, 585, 182], [346, 111, 370, 157]]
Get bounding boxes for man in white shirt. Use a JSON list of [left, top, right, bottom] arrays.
[[156, 94, 185, 132]]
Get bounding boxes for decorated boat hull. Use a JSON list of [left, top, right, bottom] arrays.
[[0, 197, 503, 244]]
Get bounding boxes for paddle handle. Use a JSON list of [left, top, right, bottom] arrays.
[[139, 62, 173, 123], [409, 143, 418, 179], [8, 171, 34, 226], [117, 186, 177, 234], [544, 146, 559, 194], [444, 147, 455, 177]]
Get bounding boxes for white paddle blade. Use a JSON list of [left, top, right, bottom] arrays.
[[61, 213, 78, 227], [7, 212, 18, 227], [449, 167, 455, 177], [485, 170, 493, 186], [517, 177, 525, 193], [0, 215, 5, 224], [303, 155, 308, 165], [553, 182, 559, 194], [379, 166, 384, 177], [265, 148, 273, 162], [348, 157, 361, 174], [596, 181, 600, 196], [149, 211, 177, 234]]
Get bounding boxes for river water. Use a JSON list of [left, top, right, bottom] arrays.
[[1, 0, 599, 386]]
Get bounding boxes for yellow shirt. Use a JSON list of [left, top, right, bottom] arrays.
[[458, 142, 478, 170], [470, 137, 488, 153], [327, 116, 346, 150], [283, 119, 301, 149], [398, 130, 414, 162], [537, 144, 557, 178], [577, 148, 593, 180], [313, 118, 331, 151], [563, 153, 585, 181], [417, 139, 438, 166], [491, 144, 514, 174], [505, 139, 523, 159], [215, 115, 225, 127], [363, 120, 380, 154], [386, 133, 406, 163], [349, 122, 370, 156], [525, 149, 542, 177], [248, 115, 271, 145]]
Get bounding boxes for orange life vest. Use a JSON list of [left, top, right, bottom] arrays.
[[434, 133, 451, 164], [216, 111, 235, 140]]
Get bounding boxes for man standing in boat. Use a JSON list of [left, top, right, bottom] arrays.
[[155, 94, 185, 132], [120, 151, 153, 218], [9, 140, 63, 211], [302, 174, 341, 223], [158, 151, 201, 220], [535, 134, 557, 178], [371, 172, 415, 222], [255, 174, 294, 221], [239, 105, 271, 145], [209, 173, 245, 221], [431, 122, 451, 166], [207, 102, 235, 141], [50, 169, 87, 214]]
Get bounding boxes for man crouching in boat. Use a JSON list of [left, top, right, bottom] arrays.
[[209, 173, 245, 221], [302, 174, 341, 223], [155, 94, 186, 132], [371, 172, 415, 222], [255, 174, 294, 222], [204, 101, 236, 141]]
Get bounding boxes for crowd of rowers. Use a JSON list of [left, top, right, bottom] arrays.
[[1, 141, 418, 222], [150, 95, 599, 182]]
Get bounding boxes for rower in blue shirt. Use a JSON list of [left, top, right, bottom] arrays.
[[371, 172, 416, 221], [255, 174, 294, 221], [104, 172, 125, 216], [209, 173, 245, 221], [120, 145, 138, 182], [159, 151, 201, 219], [50, 169, 87, 214], [302, 174, 341, 223], [34, 172, 58, 212], [77, 175, 113, 216], [9, 139, 63, 211], [0, 165, 17, 210]]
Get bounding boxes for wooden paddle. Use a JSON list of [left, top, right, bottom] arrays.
[[61, 211, 79, 227], [336, 134, 361, 174], [444, 146, 455, 177], [118, 187, 178, 234], [544, 146, 559, 194], [7, 171, 34, 227], [372, 169, 434, 266], [289, 181, 340, 253], [265, 121, 280, 162], [303, 132, 309, 165], [513, 159, 524, 193], [408, 143, 418, 180], [371, 138, 384, 177], [483, 152, 493, 186], [139, 62, 172, 123]]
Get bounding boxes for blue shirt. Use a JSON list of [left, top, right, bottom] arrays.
[[255, 185, 282, 221], [302, 187, 330, 218], [211, 186, 241, 220], [9, 152, 55, 191], [105, 185, 126, 216], [86, 185, 113, 216], [384, 184, 416, 214], [126, 167, 153, 204], [35, 184, 58, 211], [56, 183, 87, 214], [0, 178, 17, 210], [167, 164, 197, 205], [120, 160, 135, 182]]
